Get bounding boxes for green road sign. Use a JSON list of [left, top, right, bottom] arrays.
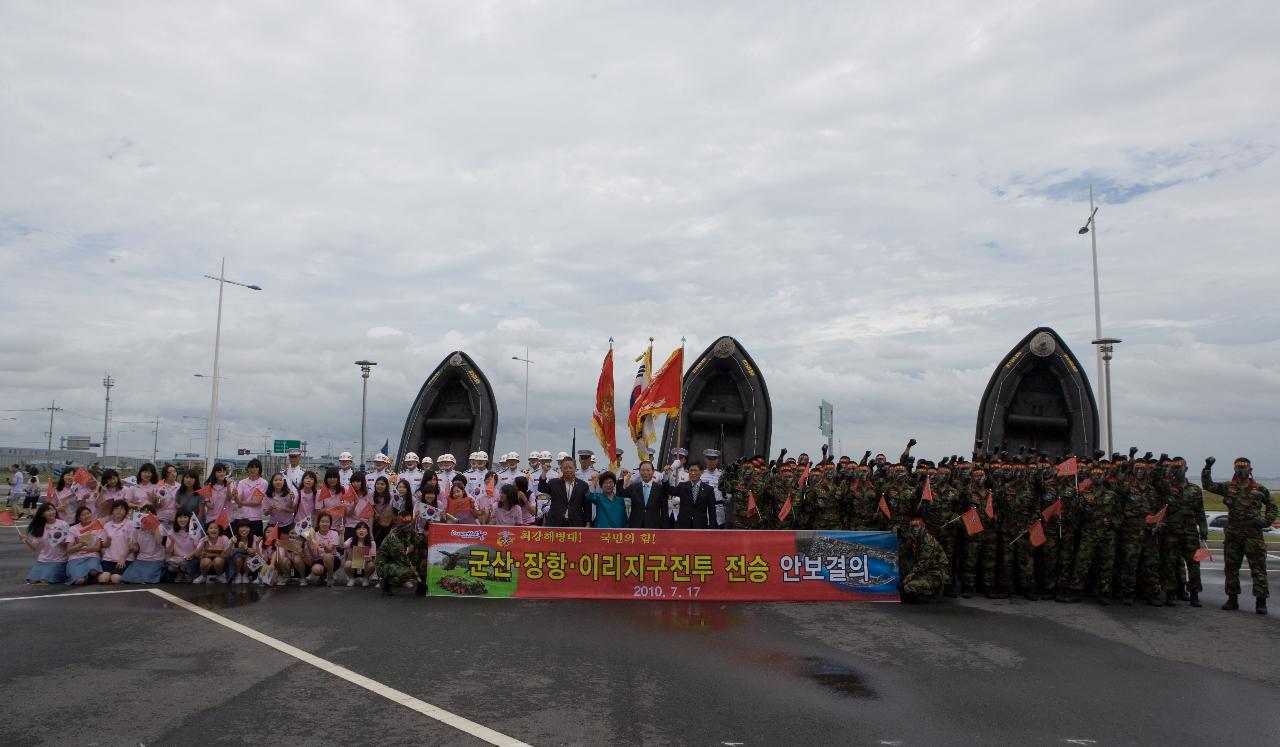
[[273, 439, 302, 454]]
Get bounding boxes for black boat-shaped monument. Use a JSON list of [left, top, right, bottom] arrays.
[[396, 351, 498, 469], [658, 336, 772, 468]]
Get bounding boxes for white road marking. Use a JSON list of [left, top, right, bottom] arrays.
[[146, 589, 530, 747], [1064, 739, 1097, 745], [0, 588, 152, 603]]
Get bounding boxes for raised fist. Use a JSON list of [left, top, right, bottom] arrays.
[[907, 438, 918, 448], [1205, 457, 1216, 467]]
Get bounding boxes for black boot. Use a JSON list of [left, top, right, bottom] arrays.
[[1221, 593, 1238, 611], [381, 578, 393, 597], [1164, 592, 1177, 607], [1257, 597, 1268, 615], [1189, 591, 1201, 608]]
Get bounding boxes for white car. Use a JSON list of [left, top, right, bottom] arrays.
[[1205, 510, 1275, 536]]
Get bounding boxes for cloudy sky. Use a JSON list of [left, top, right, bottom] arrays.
[[3, 2, 1278, 473]]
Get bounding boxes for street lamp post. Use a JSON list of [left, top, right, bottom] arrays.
[[202, 259, 261, 477], [1078, 185, 1113, 455], [355, 361, 377, 469], [102, 375, 114, 465], [512, 348, 533, 461], [1092, 338, 1122, 456]]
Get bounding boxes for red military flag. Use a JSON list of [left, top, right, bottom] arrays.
[[777, 495, 793, 522], [196, 484, 213, 499], [878, 496, 891, 518], [591, 346, 618, 469], [1056, 457, 1078, 477], [746, 491, 758, 518], [962, 507, 984, 536], [1028, 520, 1047, 548], [984, 490, 995, 520], [1042, 498, 1063, 522], [1145, 505, 1167, 525], [628, 346, 684, 437]]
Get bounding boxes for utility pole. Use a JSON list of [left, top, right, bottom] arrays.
[[152, 416, 160, 464], [102, 375, 115, 466], [44, 400, 63, 473]]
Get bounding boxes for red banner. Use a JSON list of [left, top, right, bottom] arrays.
[[425, 524, 900, 602]]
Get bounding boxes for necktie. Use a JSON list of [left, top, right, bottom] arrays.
[[643, 483, 650, 506]]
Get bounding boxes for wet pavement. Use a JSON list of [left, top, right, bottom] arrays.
[[2, 523, 1278, 746]]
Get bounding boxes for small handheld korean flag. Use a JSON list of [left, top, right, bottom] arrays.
[[246, 555, 263, 572], [190, 515, 206, 541]]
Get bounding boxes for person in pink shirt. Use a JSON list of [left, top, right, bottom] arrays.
[[295, 470, 319, 528], [392, 479, 414, 515], [272, 524, 307, 584], [341, 470, 370, 540], [166, 511, 200, 582], [370, 476, 394, 517], [94, 469, 127, 519], [342, 521, 377, 587], [204, 463, 234, 525], [122, 504, 166, 583], [99, 499, 132, 584], [227, 520, 264, 584], [65, 506, 106, 586], [50, 471, 84, 523], [263, 471, 298, 533], [128, 463, 161, 511], [488, 484, 533, 526], [19, 503, 70, 584], [193, 521, 230, 584], [160, 464, 181, 495], [306, 513, 342, 586], [414, 483, 441, 533], [233, 458, 268, 537]]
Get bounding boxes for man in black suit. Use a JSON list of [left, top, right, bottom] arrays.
[[669, 462, 717, 529], [625, 460, 668, 529], [544, 456, 590, 527]]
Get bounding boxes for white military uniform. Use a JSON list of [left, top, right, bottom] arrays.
[[703, 467, 725, 526], [338, 466, 354, 489], [436, 468, 459, 488], [399, 467, 424, 495], [464, 468, 489, 500], [284, 463, 305, 493], [497, 467, 521, 488]]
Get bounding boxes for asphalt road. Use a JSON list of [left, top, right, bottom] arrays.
[[2, 522, 1278, 746]]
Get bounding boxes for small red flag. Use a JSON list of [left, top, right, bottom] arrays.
[[73, 467, 93, 486], [878, 496, 891, 518], [1193, 546, 1212, 562], [215, 508, 230, 529], [1028, 520, 1046, 548], [921, 479, 934, 503], [324, 505, 346, 520], [962, 507, 983, 536], [777, 495, 793, 522], [319, 486, 332, 501], [799, 463, 812, 486], [1042, 499, 1063, 522], [485, 473, 497, 497], [140, 514, 160, 532], [264, 526, 279, 546], [0, 512, 13, 526], [46, 479, 56, 500], [746, 491, 758, 518], [1145, 505, 1167, 525], [79, 519, 104, 534], [984, 491, 994, 520], [196, 485, 213, 499], [357, 501, 374, 521], [1056, 457, 1078, 477], [342, 486, 357, 503], [251, 488, 265, 499]]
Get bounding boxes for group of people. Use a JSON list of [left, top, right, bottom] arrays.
[[12, 442, 1276, 610]]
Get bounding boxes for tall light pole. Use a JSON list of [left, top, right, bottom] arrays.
[[202, 258, 262, 477], [1092, 338, 1121, 456], [512, 348, 533, 461], [1078, 184, 1112, 455], [355, 360, 377, 469], [102, 375, 114, 466]]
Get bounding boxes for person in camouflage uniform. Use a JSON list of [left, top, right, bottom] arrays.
[[810, 462, 843, 530], [899, 517, 949, 602], [376, 513, 427, 596], [1067, 466, 1119, 604], [849, 464, 878, 530], [1116, 456, 1163, 606], [999, 464, 1037, 600], [1155, 457, 1207, 607], [961, 466, 998, 598], [923, 463, 962, 596], [1032, 464, 1068, 599], [1203, 457, 1277, 614]]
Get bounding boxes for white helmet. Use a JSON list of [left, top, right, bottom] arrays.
[[421, 456, 434, 467], [404, 452, 420, 463], [504, 451, 520, 463], [536, 451, 550, 460], [438, 453, 456, 464], [556, 451, 570, 461], [339, 452, 353, 462], [374, 453, 390, 464], [476, 450, 488, 461]]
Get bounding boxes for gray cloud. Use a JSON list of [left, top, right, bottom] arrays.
[[2, 2, 1278, 472]]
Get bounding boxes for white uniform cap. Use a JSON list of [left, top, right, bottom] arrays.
[[339, 452, 353, 461], [404, 452, 419, 462], [438, 453, 456, 464]]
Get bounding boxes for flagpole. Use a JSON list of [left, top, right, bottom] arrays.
[[675, 336, 686, 454]]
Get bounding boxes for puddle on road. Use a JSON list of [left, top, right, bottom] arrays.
[[632, 601, 739, 631], [167, 585, 266, 611], [797, 656, 874, 698]]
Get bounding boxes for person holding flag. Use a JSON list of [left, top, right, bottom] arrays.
[[233, 459, 269, 539], [65, 506, 106, 586], [1159, 457, 1207, 607], [1065, 466, 1120, 605], [202, 463, 234, 526], [18, 502, 70, 585]]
